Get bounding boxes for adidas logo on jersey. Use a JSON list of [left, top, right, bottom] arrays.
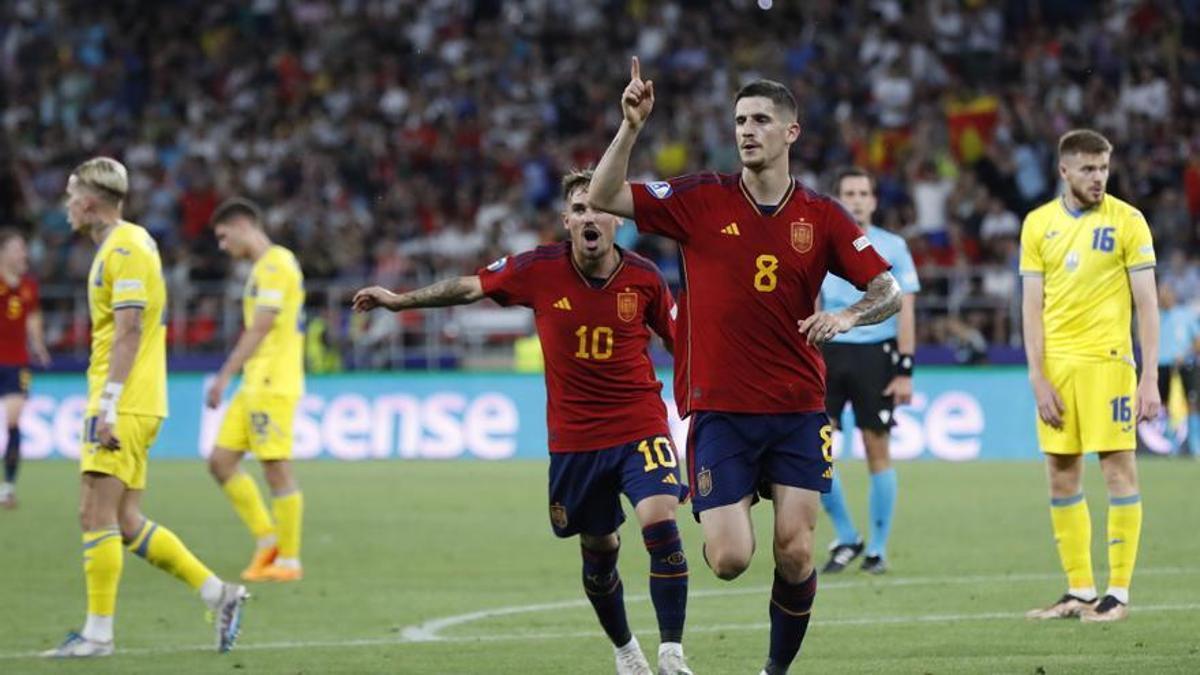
[[553, 297, 573, 310], [661, 474, 678, 485], [721, 222, 741, 236]]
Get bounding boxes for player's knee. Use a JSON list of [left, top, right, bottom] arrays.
[[707, 547, 751, 580], [774, 536, 813, 573], [263, 460, 296, 494], [118, 512, 144, 541], [207, 452, 235, 483]]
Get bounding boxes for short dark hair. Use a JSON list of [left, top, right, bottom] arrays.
[[211, 197, 262, 227], [833, 166, 875, 196], [1058, 129, 1112, 158], [734, 80, 798, 120], [560, 168, 594, 202], [0, 227, 24, 248]]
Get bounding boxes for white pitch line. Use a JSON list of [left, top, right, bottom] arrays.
[[401, 566, 1198, 641], [2, 568, 1197, 661]]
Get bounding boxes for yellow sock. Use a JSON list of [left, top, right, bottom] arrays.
[[272, 491, 303, 562], [1107, 494, 1143, 591], [222, 472, 276, 540], [126, 520, 215, 590], [1050, 493, 1095, 591], [83, 528, 123, 616]]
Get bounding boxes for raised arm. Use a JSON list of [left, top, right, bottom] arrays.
[[798, 271, 901, 344], [1129, 268, 1160, 421], [588, 57, 655, 219], [351, 276, 484, 313]]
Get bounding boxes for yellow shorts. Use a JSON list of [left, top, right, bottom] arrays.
[[79, 413, 163, 490], [1037, 357, 1137, 455], [215, 389, 298, 461]]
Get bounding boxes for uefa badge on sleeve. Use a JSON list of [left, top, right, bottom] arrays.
[[790, 220, 813, 254], [617, 291, 638, 322]]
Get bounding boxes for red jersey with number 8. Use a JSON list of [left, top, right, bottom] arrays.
[[0, 275, 38, 367], [478, 242, 676, 453], [631, 173, 890, 416]]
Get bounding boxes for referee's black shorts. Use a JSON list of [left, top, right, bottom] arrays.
[[823, 340, 897, 432]]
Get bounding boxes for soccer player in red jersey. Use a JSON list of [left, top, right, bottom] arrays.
[[0, 229, 51, 508], [353, 170, 693, 675], [588, 59, 901, 674]]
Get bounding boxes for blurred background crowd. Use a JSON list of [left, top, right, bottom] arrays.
[[2, 0, 1199, 369]]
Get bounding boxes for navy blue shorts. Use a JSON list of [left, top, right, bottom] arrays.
[[547, 434, 687, 538], [0, 367, 30, 397], [687, 411, 833, 516]]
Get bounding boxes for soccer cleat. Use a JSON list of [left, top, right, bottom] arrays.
[[0, 483, 16, 510], [657, 643, 693, 675], [240, 545, 278, 582], [1080, 594, 1129, 623], [614, 636, 653, 675], [821, 540, 864, 573], [41, 631, 113, 658], [258, 564, 303, 582], [213, 583, 249, 653], [860, 555, 888, 575], [1025, 593, 1097, 620]]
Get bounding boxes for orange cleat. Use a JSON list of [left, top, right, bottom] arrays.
[[259, 564, 303, 582], [240, 546, 278, 582]]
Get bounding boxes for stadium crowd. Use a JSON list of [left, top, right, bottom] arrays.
[[2, 0, 1199, 360]]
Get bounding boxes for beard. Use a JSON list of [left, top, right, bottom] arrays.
[[1069, 183, 1102, 208]]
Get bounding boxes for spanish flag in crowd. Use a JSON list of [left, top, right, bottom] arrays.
[[946, 94, 999, 164]]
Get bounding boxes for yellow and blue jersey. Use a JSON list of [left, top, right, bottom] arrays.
[[1019, 195, 1155, 362], [821, 224, 920, 344], [241, 245, 305, 397], [86, 221, 167, 417]]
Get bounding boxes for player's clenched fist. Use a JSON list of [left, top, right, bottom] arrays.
[[352, 286, 400, 313], [622, 56, 654, 130]]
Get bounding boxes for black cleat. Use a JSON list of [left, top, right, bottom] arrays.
[[860, 555, 888, 575], [821, 540, 864, 573]]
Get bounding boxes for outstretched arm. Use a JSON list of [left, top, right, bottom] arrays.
[[588, 57, 654, 219], [352, 276, 484, 313], [798, 272, 901, 345]]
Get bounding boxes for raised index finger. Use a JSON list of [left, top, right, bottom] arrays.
[[631, 56, 640, 82]]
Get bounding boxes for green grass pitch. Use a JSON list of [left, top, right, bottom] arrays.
[[2, 459, 1198, 673]]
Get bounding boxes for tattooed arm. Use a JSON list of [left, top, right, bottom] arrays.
[[797, 271, 901, 345], [351, 276, 485, 313]]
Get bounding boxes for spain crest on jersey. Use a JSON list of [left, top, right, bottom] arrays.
[[696, 468, 713, 497], [617, 291, 638, 322], [791, 220, 813, 254]]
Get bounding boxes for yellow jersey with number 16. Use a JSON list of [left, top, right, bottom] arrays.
[[1019, 194, 1155, 362], [241, 245, 305, 397], [86, 221, 168, 417]]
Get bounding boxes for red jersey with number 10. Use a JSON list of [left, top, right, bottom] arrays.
[[478, 242, 675, 453], [0, 275, 38, 367], [632, 173, 891, 416]]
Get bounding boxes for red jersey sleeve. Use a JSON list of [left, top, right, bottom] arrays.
[[824, 200, 891, 290], [647, 273, 676, 353], [630, 173, 723, 242], [477, 254, 534, 307], [24, 276, 39, 310]]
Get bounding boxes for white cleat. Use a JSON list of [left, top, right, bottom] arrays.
[[214, 583, 250, 653], [657, 642, 694, 675], [41, 631, 113, 658], [615, 636, 653, 675]]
